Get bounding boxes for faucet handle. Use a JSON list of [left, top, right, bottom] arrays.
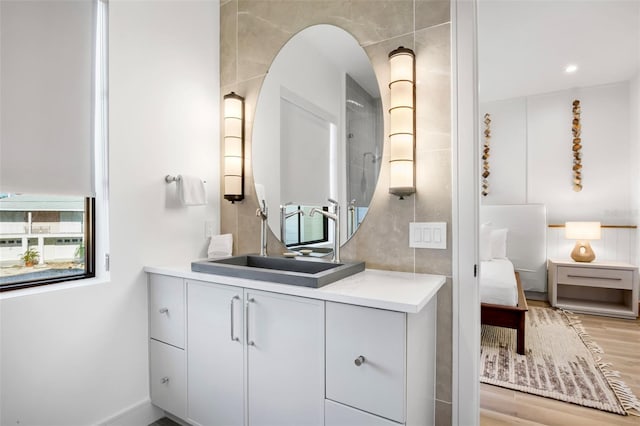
[[327, 198, 339, 206]]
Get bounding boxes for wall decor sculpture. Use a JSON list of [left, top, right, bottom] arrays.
[[482, 113, 491, 196], [572, 100, 582, 192]]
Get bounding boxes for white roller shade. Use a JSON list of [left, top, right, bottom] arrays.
[[1, 0, 96, 196]]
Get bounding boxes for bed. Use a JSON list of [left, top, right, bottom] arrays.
[[479, 204, 547, 355], [480, 262, 528, 354]]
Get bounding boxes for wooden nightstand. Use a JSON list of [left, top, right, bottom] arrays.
[[547, 259, 639, 319]]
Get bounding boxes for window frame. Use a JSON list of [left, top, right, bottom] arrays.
[[0, 198, 96, 292]]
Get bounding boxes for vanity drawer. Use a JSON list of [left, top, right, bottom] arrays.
[[149, 339, 186, 418], [326, 302, 406, 423], [557, 266, 633, 290], [325, 399, 402, 426], [149, 274, 185, 348]]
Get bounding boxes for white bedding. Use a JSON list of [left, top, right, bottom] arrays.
[[480, 258, 518, 307]]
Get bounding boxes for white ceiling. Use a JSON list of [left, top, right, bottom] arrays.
[[478, 0, 640, 102]]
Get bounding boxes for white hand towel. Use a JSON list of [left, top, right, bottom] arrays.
[[208, 233, 233, 258], [178, 175, 206, 206]]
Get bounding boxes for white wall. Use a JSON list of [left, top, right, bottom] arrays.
[[528, 83, 632, 224], [0, 1, 220, 424], [481, 81, 633, 224], [479, 97, 527, 204]]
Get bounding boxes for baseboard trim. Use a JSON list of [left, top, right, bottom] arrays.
[[97, 398, 163, 426]]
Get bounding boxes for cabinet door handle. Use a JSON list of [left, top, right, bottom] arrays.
[[159, 307, 169, 314], [230, 295, 240, 342], [354, 355, 366, 366], [567, 274, 622, 281], [161, 376, 169, 384], [246, 297, 255, 346]]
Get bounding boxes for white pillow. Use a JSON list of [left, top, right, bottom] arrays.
[[479, 223, 493, 261], [490, 228, 508, 259]]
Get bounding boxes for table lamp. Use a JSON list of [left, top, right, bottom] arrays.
[[565, 221, 601, 262]]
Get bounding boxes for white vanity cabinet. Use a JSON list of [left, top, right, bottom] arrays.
[[186, 279, 325, 426], [146, 268, 444, 426], [148, 274, 187, 419]]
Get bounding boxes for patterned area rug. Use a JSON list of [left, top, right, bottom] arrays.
[[480, 306, 640, 416]]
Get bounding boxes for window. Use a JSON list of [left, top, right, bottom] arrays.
[[0, 195, 95, 290], [283, 205, 329, 248], [0, 0, 108, 291]]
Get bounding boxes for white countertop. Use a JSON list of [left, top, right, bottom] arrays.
[[144, 264, 446, 314]]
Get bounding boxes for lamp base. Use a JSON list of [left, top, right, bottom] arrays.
[[570, 240, 595, 262]]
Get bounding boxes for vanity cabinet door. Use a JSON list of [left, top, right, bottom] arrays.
[[326, 302, 406, 423], [187, 280, 244, 426], [246, 289, 325, 426]]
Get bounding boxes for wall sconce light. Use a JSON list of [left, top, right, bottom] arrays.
[[388, 46, 416, 199], [565, 221, 601, 262], [224, 92, 245, 203]]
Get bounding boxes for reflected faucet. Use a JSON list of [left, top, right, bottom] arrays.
[[347, 199, 356, 238], [310, 198, 340, 263], [280, 202, 305, 242], [256, 200, 268, 256]]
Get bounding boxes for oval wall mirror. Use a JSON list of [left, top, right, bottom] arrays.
[[252, 24, 383, 252]]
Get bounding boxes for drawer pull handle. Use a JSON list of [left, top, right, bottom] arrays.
[[161, 376, 169, 384], [354, 355, 366, 366], [246, 298, 255, 346], [567, 274, 622, 281], [159, 307, 169, 314], [230, 295, 240, 342]]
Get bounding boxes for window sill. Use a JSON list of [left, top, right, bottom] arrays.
[[0, 273, 110, 300]]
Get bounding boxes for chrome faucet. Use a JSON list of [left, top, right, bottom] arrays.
[[280, 202, 304, 242], [256, 200, 268, 256], [310, 198, 340, 263]]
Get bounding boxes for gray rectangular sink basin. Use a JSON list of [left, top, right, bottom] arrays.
[[191, 255, 365, 288]]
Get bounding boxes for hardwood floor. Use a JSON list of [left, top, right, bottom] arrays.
[[480, 300, 640, 425]]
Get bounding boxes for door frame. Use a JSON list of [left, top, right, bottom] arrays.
[[451, 0, 480, 425]]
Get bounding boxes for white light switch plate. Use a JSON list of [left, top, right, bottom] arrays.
[[409, 222, 447, 249]]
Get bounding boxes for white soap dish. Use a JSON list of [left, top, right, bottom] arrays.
[[299, 249, 313, 256], [282, 252, 297, 258]]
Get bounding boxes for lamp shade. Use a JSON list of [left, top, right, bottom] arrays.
[[224, 92, 245, 203], [565, 221, 601, 240], [388, 46, 415, 198]]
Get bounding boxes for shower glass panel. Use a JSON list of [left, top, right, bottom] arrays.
[[345, 74, 382, 237]]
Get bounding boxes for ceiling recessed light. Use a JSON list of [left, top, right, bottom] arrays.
[[565, 64, 578, 74]]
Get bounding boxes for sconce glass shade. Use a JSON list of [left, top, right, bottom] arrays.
[[388, 46, 415, 199], [224, 92, 245, 203], [565, 221, 601, 262]]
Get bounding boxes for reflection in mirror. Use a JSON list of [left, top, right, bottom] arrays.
[[252, 24, 382, 250], [280, 204, 327, 247]]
